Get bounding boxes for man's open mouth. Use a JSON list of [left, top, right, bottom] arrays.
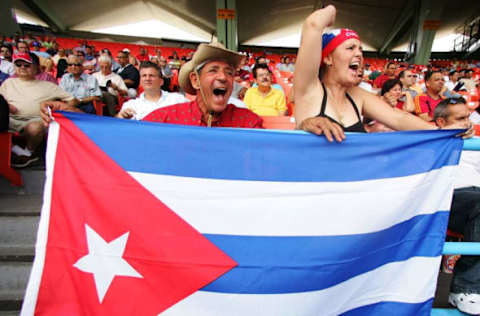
[[213, 88, 227, 96], [349, 62, 360, 71]]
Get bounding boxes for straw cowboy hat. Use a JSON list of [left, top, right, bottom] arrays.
[[179, 42, 243, 94]]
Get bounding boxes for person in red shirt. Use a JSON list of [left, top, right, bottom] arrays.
[[136, 47, 149, 63], [414, 70, 445, 121], [143, 42, 263, 128], [373, 62, 397, 89]]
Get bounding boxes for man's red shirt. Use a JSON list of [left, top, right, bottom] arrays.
[[136, 54, 149, 62], [373, 74, 392, 89], [142, 100, 264, 128], [414, 93, 443, 119]]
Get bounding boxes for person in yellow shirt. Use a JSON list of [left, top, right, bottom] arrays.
[[244, 64, 287, 116]]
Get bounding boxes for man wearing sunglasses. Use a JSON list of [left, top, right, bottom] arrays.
[[434, 98, 480, 315], [0, 53, 77, 167], [59, 55, 102, 114]]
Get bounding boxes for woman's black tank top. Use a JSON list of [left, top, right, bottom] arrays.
[[316, 83, 366, 133]]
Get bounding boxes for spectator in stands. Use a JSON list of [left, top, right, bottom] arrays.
[[60, 55, 102, 114], [256, 56, 267, 66], [143, 42, 262, 128], [239, 55, 251, 73], [433, 98, 480, 315], [158, 56, 173, 91], [294, 5, 450, 142], [168, 55, 180, 69], [93, 55, 128, 116], [398, 70, 418, 98], [29, 53, 56, 84], [445, 70, 463, 92], [100, 48, 120, 73], [442, 68, 450, 83], [1, 44, 13, 62], [56, 58, 68, 80], [275, 56, 285, 70], [278, 56, 295, 72], [357, 67, 374, 93], [116, 61, 187, 120], [373, 61, 397, 89], [380, 79, 414, 112], [414, 70, 444, 121], [150, 56, 159, 65], [154, 48, 162, 59], [116, 50, 139, 98], [0, 47, 15, 76], [460, 69, 477, 91], [244, 63, 287, 116], [31, 42, 51, 59], [363, 63, 371, 77], [137, 47, 149, 63], [78, 48, 96, 74], [0, 53, 77, 167], [16, 41, 29, 54], [52, 47, 67, 66], [85, 45, 95, 62], [46, 41, 59, 57], [41, 35, 54, 50]]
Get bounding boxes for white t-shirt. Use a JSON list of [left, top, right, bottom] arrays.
[[228, 96, 247, 108], [454, 150, 480, 189], [470, 111, 480, 124], [358, 81, 374, 93], [120, 91, 189, 120], [0, 59, 15, 76], [92, 72, 128, 96]]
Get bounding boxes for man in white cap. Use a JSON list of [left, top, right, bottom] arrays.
[[142, 42, 262, 128]]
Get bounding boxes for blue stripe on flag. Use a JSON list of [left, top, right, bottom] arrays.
[[60, 112, 463, 182], [201, 212, 448, 294], [340, 299, 434, 315]]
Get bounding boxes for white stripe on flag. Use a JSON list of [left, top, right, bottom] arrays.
[[159, 256, 440, 316], [130, 166, 455, 236], [20, 122, 60, 316]]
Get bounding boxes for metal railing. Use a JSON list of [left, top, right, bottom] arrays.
[[431, 138, 480, 315]]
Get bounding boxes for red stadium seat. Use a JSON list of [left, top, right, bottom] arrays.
[[0, 132, 23, 186]]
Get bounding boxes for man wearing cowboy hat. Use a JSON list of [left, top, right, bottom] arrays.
[[142, 42, 263, 128]]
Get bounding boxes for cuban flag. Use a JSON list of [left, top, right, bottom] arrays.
[[21, 112, 463, 316]]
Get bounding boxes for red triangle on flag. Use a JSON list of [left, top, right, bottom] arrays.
[[34, 115, 237, 315]]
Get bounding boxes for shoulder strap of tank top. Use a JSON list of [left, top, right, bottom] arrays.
[[345, 93, 361, 120], [320, 82, 328, 115]]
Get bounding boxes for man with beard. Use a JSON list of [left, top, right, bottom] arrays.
[[243, 63, 287, 116], [142, 42, 262, 128]]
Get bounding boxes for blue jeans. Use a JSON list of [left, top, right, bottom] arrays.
[[449, 187, 480, 294]]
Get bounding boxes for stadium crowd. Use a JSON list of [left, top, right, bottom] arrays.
[[1, 5, 480, 314]]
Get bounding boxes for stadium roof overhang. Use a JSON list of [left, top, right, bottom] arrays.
[[9, 0, 480, 53]]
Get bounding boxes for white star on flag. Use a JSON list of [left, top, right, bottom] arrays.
[[73, 224, 143, 303]]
